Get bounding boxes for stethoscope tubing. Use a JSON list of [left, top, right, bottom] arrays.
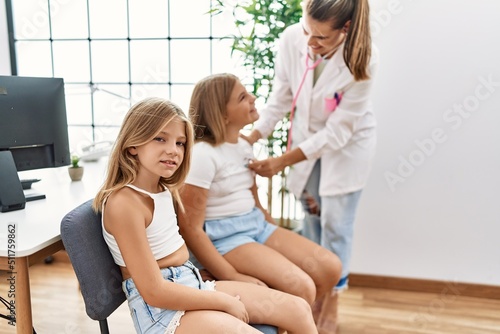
[[286, 53, 325, 152]]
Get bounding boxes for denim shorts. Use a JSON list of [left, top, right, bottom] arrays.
[[207, 207, 277, 255], [122, 261, 215, 334], [190, 207, 277, 270]]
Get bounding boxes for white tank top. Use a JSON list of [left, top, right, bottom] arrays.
[[102, 184, 185, 267]]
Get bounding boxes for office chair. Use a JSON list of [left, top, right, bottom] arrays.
[[60, 199, 277, 334], [60, 199, 125, 334]]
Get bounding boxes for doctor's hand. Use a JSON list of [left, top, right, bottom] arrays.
[[248, 156, 286, 178], [249, 148, 307, 177]]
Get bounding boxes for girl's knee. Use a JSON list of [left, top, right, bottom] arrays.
[[287, 295, 317, 332], [326, 254, 342, 283], [275, 266, 317, 304], [319, 257, 342, 298], [325, 255, 342, 285], [309, 251, 343, 296], [289, 275, 316, 305]]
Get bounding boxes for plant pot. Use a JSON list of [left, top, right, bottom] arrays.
[[68, 166, 84, 181]]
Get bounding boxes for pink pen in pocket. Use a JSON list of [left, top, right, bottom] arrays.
[[324, 91, 343, 113]]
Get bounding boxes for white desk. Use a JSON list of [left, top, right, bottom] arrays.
[[0, 160, 106, 334]]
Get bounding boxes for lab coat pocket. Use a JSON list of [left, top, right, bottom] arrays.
[[324, 92, 343, 113]]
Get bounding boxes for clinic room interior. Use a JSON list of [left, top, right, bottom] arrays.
[[0, 0, 499, 333]]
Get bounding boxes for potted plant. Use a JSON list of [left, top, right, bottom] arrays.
[[212, 0, 302, 228], [68, 155, 84, 181]]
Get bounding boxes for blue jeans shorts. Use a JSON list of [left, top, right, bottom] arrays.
[[190, 207, 277, 269], [122, 261, 215, 334], [207, 207, 277, 255]]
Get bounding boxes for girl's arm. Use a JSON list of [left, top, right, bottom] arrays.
[[104, 189, 249, 320], [250, 180, 274, 225], [178, 184, 267, 286]]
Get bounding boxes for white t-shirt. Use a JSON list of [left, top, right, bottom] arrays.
[[185, 139, 256, 220]]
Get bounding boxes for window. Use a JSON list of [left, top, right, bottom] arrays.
[[7, 0, 245, 154], [7, 0, 299, 220]]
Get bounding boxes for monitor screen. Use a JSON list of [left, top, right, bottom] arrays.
[[0, 75, 71, 171]]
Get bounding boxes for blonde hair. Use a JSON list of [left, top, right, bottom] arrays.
[[93, 97, 194, 212], [306, 0, 372, 81], [189, 73, 239, 146]]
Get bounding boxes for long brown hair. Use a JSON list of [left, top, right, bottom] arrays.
[[93, 97, 194, 212], [306, 0, 372, 81], [189, 73, 239, 146]]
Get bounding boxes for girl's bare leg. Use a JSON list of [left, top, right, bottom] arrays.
[[264, 227, 342, 299], [224, 242, 317, 304], [176, 310, 262, 334], [224, 227, 341, 303], [216, 280, 318, 334]]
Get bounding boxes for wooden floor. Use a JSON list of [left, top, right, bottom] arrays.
[[1, 252, 500, 334]]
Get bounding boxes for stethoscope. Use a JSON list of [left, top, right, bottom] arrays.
[[286, 46, 343, 152]]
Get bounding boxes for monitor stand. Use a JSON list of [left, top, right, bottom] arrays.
[[24, 191, 46, 202], [21, 179, 46, 201], [0, 151, 26, 212], [21, 178, 41, 189]]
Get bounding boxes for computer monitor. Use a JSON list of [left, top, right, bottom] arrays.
[[0, 75, 71, 211]]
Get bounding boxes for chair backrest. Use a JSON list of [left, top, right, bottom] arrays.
[[60, 199, 126, 321]]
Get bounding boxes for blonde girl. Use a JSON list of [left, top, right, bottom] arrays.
[[178, 73, 341, 328]]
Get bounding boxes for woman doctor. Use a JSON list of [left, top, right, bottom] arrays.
[[246, 0, 378, 332]]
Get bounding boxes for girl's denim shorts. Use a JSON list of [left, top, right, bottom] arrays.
[[122, 260, 215, 334], [206, 207, 278, 256]]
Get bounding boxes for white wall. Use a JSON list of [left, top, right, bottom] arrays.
[[352, 0, 500, 286], [1, 0, 497, 286], [0, 0, 11, 75]]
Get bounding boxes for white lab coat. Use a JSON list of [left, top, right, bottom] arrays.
[[253, 23, 379, 198]]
